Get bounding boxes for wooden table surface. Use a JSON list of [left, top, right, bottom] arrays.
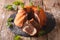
[[0, 0, 60, 40]]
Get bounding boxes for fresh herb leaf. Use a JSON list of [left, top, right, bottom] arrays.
[[7, 18, 13, 22], [38, 30, 45, 36], [7, 22, 13, 27], [12, 5, 17, 10], [5, 5, 14, 10], [37, 5, 40, 11], [29, 2, 33, 6], [7, 18, 13, 27], [13, 1, 20, 5], [20, 2, 24, 8], [13, 1, 24, 8], [14, 35, 21, 40]]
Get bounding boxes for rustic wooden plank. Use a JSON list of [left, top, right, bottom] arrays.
[[0, 0, 16, 40], [44, 8, 60, 40], [30, 37, 38, 40], [57, 25, 60, 40], [0, 9, 16, 40], [0, 24, 15, 40], [21, 37, 31, 40], [0, 0, 5, 31], [43, 0, 60, 40], [43, 0, 60, 10], [0, 0, 6, 40], [48, 8, 60, 40], [1, 0, 60, 40], [37, 35, 48, 40]]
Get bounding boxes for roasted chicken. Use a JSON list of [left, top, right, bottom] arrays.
[[14, 5, 47, 36]]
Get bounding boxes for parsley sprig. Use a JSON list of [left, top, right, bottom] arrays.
[[14, 35, 21, 40], [29, 2, 33, 6], [7, 18, 13, 22], [7, 18, 13, 27], [13, 1, 20, 5], [5, 1, 25, 10], [37, 5, 40, 11], [38, 30, 45, 36], [5, 5, 14, 10]]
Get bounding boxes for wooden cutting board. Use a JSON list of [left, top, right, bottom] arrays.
[[0, 0, 60, 40]]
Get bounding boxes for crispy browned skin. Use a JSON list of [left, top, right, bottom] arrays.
[[14, 9, 27, 27], [32, 6, 47, 27], [14, 5, 47, 28], [24, 6, 31, 12]]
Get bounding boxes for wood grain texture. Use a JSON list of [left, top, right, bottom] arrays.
[[43, 0, 60, 40], [0, 0, 60, 40]]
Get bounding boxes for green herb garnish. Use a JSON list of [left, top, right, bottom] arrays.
[[20, 2, 24, 8], [29, 2, 33, 6], [7, 22, 13, 27], [37, 5, 40, 11], [14, 35, 21, 40], [5, 1, 25, 10], [13, 1, 24, 8], [13, 1, 20, 5], [5, 5, 14, 10], [12, 5, 17, 10], [7, 18, 13, 27], [7, 18, 13, 22], [38, 30, 45, 36]]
